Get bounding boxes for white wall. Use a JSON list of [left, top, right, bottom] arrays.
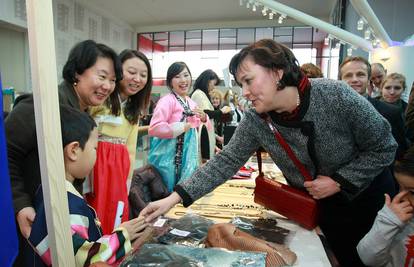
[[0, 0, 135, 92]]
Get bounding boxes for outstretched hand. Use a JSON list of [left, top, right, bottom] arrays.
[[385, 191, 414, 223], [139, 192, 182, 223]]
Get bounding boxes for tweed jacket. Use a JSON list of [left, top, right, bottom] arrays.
[[175, 78, 397, 206]]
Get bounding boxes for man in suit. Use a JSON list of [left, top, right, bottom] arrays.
[[339, 56, 408, 160]]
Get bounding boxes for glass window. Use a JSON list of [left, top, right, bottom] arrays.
[[293, 27, 313, 44], [237, 28, 255, 45], [170, 31, 184, 46], [202, 29, 219, 50], [255, 27, 273, 40]]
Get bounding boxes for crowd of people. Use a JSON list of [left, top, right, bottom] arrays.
[[5, 38, 414, 267]]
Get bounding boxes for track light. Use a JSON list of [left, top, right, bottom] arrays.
[[357, 18, 364, 31], [269, 12, 274, 19], [364, 28, 371, 40], [252, 3, 256, 12], [347, 48, 353, 56], [262, 7, 268, 16]]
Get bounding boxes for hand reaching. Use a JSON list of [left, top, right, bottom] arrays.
[[17, 207, 36, 238], [385, 191, 414, 223], [139, 192, 182, 223]]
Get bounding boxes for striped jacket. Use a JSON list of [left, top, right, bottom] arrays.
[[27, 180, 131, 266]]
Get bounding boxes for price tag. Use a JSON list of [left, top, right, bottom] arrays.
[[170, 228, 190, 237], [153, 218, 167, 227]]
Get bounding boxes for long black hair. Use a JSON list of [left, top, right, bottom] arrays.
[[190, 69, 220, 101], [107, 49, 152, 125]]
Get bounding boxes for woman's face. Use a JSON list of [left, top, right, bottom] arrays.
[[75, 57, 116, 110], [208, 79, 217, 93], [382, 79, 404, 104], [171, 68, 191, 97], [212, 96, 221, 108], [120, 57, 148, 100], [236, 57, 282, 114]]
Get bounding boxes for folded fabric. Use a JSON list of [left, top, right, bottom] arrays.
[[205, 223, 297, 267]]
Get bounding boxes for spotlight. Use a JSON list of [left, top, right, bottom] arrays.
[[269, 12, 274, 20], [357, 18, 364, 31], [347, 48, 353, 56], [252, 3, 256, 12], [364, 28, 371, 40], [262, 7, 268, 16]]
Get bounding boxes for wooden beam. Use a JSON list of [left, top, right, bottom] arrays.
[[25, 0, 75, 266]]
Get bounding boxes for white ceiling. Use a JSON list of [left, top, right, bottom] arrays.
[[85, 0, 337, 30]]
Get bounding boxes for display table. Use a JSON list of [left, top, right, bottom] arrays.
[[165, 159, 332, 267]]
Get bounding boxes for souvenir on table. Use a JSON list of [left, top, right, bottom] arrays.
[[120, 243, 266, 267]]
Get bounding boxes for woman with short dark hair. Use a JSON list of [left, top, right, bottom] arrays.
[[141, 39, 398, 267]]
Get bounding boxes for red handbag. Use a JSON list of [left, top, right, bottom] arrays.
[[254, 118, 319, 230]]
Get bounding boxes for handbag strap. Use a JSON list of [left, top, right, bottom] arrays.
[[257, 116, 313, 182]]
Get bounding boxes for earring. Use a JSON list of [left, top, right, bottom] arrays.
[[73, 82, 77, 87], [276, 81, 282, 89]]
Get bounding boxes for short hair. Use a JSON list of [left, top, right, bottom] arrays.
[[60, 105, 96, 149], [191, 69, 220, 99], [166, 62, 192, 89], [300, 63, 323, 78], [229, 39, 302, 90], [338, 56, 371, 80], [371, 62, 386, 72], [62, 40, 122, 84], [381, 72, 407, 90], [394, 146, 414, 176], [108, 49, 152, 124]]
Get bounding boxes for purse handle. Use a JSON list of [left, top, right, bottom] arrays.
[[257, 117, 313, 182]]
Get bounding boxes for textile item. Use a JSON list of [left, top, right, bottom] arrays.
[[27, 181, 131, 267], [128, 165, 170, 219], [158, 214, 214, 247], [0, 73, 18, 267], [231, 217, 290, 244], [148, 128, 199, 192], [205, 223, 297, 267], [86, 141, 130, 234], [120, 243, 266, 267]]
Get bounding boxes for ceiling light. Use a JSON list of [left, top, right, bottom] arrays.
[[364, 28, 371, 40], [347, 48, 353, 56], [262, 7, 268, 16], [278, 15, 283, 24], [269, 12, 274, 19], [246, 1, 250, 9], [252, 3, 256, 12], [357, 18, 364, 31], [240, 0, 244, 6], [324, 37, 329, 46], [335, 41, 341, 49]]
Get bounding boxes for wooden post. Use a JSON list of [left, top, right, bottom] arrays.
[[25, 0, 75, 266]]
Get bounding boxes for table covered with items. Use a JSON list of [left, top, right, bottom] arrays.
[[120, 157, 333, 267]]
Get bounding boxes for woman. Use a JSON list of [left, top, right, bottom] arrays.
[[6, 40, 123, 265], [191, 69, 231, 161], [380, 72, 408, 116], [148, 62, 210, 192], [210, 89, 227, 149], [86, 49, 152, 234], [223, 89, 244, 145], [141, 39, 398, 267]]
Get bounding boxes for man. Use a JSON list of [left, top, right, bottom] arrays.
[[370, 63, 387, 97], [339, 57, 408, 159]]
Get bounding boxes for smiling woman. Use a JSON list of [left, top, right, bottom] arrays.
[[86, 49, 153, 235], [140, 39, 398, 267]]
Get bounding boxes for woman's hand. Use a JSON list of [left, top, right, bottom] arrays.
[[192, 108, 207, 122], [385, 191, 414, 223], [220, 106, 231, 114], [119, 216, 149, 241], [16, 207, 36, 238], [139, 192, 182, 223], [304, 175, 341, 199]]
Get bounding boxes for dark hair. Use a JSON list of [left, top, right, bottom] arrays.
[[62, 40, 122, 84], [229, 39, 302, 89], [394, 146, 414, 176], [338, 56, 371, 80], [301, 63, 323, 78], [190, 69, 220, 100], [107, 49, 153, 124], [166, 62, 192, 90], [60, 105, 96, 149]]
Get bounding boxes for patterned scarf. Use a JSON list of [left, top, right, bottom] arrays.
[[172, 92, 194, 184], [277, 74, 310, 121]]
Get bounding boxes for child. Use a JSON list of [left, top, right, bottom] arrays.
[[357, 146, 414, 266], [26, 105, 147, 266], [148, 62, 211, 191]]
